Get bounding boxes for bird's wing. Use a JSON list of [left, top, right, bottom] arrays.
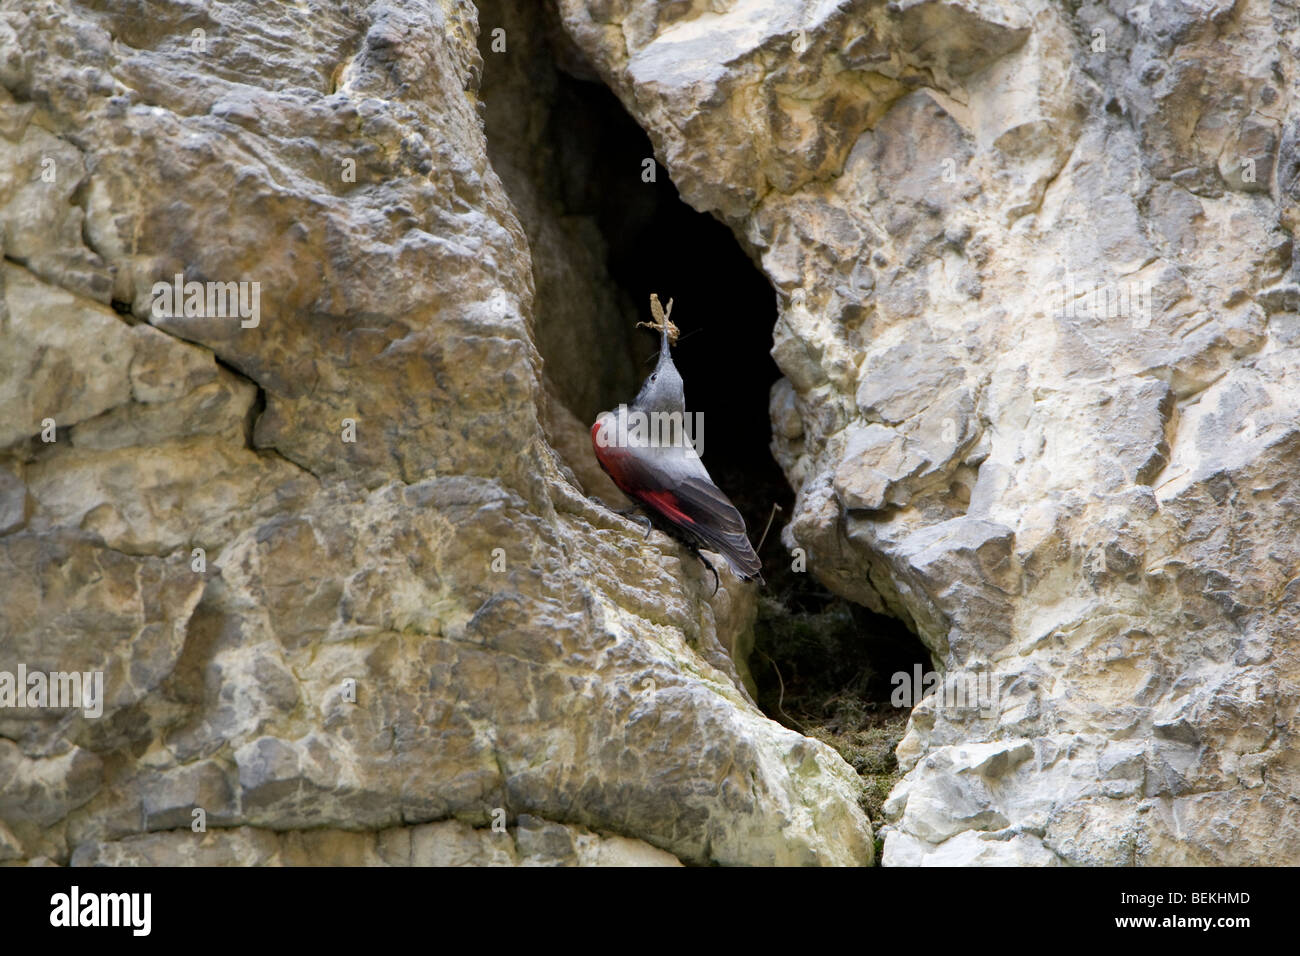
[[599, 444, 764, 581]]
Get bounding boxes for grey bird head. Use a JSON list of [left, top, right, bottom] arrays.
[[632, 323, 686, 416]]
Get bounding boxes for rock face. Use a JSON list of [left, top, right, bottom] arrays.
[[0, 0, 873, 866], [6, 0, 1298, 870], [555, 0, 1300, 863], [71, 817, 684, 867]]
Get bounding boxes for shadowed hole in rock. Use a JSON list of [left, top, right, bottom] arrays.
[[478, 12, 930, 843]]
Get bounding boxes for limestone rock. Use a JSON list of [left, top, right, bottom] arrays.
[[555, 0, 1300, 864], [71, 817, 683, 866], [0, 0, 872, 866]]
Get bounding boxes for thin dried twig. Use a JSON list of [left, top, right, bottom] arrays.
[[757, 650, 805, 732], [755, 503, 782, 553]]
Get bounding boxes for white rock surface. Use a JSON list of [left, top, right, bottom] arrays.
[[556, 0, 1300, 863], [0, 0, 872, 866]]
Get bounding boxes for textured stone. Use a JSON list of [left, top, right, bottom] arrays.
[[11, 0, 1293, 869], [0, 0, 872, 867], [0, 741, 102, 828], [0, 263, 134, 447], [555, 0, 1300, 864], [70, 818, 682, 866]]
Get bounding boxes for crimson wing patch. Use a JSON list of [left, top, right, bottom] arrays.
[[592, 439, 763, 582]]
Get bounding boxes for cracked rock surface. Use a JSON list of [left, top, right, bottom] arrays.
[[555, 0, 1300, 863], [0, 0, 873, 866]]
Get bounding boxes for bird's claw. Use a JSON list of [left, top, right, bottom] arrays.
[[698, 553, 720, 596]]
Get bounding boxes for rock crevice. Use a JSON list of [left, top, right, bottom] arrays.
[[0, 0, 874, 867], [553, 0, 1300, 864]]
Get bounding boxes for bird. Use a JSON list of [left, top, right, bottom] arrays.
[[590, 296, 764, 592]]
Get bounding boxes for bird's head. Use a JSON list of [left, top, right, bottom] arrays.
[[633, 323, 686, 416]]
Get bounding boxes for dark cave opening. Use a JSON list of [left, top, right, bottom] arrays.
[[544, 73, 801, 561], [546, 77, 778, 477], [545, 73, 927, 709], [477, 8, 930, 830]]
